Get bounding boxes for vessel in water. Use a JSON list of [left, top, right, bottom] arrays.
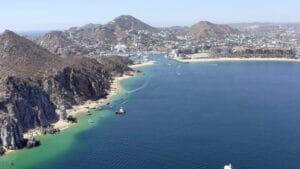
[[224, 163, 232, 169], [116, 106, 126, 115]]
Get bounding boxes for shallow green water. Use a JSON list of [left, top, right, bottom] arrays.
[[0, 69, 149, 169]]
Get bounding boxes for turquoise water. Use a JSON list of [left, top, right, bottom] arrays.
[[2, 55, 300, 169]]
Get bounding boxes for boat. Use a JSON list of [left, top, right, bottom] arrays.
[[116, 106, 126, 115], [224, 163, 232, 169]]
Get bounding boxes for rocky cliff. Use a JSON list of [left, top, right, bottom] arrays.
[[0, 30, 133, 151]]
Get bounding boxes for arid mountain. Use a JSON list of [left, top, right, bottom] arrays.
[[34, 16, 240, 56], [105, 15, 158, 34], [37, 31, 78, 54], [36, 15, 159, 55], [185, 21, 240, 38], [0, 30, 133, 150], [68, 25, 116, 48], [0, 30, 65, 78]]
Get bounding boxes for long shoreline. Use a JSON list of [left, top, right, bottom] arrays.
[[173, 57, 300, 63], [7, 60, 156, 155]]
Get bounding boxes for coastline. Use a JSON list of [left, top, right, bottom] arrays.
[[130, 60, 157, 68], [173, 57, 300, 63], [9, 60, 156, 155]]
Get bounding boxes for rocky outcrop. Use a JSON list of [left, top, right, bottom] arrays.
[[1, 77, 58, 131], [0, 30, 133, 151], [43, 59, 112, 109], [0, 114, 24, 149]]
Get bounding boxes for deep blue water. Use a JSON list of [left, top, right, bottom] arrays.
[[41, 56, 300, 169]]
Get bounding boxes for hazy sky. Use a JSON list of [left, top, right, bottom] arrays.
[[1, 0, 300, 32]]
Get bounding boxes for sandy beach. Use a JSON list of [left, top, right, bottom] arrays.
[[173, 57, 300, 63], [23, 75, 132, 139], [130, 60, 157, 68]]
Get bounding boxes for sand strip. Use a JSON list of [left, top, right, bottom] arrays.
[[173, 57, 300, 63]]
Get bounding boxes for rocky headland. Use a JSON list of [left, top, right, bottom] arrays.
[[0, 30, 133, 153]]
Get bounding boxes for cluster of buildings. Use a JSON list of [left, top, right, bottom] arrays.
[[169, 24, 300, 59], [38, 23, 300, 59]]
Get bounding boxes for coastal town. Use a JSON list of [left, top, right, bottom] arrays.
[[33, 16, 300, 62], [2, 15, 300, 156], [1, 13, 300, 164], [2, 0, 300, 168]]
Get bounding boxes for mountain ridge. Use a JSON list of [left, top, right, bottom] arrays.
[[35, 15, 238, 55]]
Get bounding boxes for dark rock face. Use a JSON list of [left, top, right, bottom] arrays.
[[2, 77, 58, 131], [0, 114, 24, 149], [44, 61, 112, 109], [0, 30, 133, 150]]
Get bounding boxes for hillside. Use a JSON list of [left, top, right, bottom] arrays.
[[34, 16, 241, 56], [0, 30, 133, 150], [105, 15, 158, 34], [185, 21, 240, 38]]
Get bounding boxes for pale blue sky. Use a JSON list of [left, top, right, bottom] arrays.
[[1, 0, 300, 32]]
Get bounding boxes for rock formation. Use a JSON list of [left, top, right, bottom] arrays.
[[0, 30, 133, 150]]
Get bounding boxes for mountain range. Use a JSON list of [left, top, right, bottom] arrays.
[[35, 15, 239, 55]]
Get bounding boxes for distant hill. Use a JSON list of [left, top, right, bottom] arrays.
[[185, 21, 240, 38], [105, 15, 158, 33], [0, 30, 64, 78], [34, 16, 240, 55], [37, 31, 78, 55], [36, 15, 159, 54]]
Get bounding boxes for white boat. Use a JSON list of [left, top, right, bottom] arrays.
[[224, 163, 232, 169], [116, 106, 126, 115]]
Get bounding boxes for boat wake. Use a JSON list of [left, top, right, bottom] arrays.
[[127, 77, 151, 94], [120, 100, 128, 105]]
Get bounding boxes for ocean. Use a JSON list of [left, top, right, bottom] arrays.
[[1, 55, 300, 169]]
